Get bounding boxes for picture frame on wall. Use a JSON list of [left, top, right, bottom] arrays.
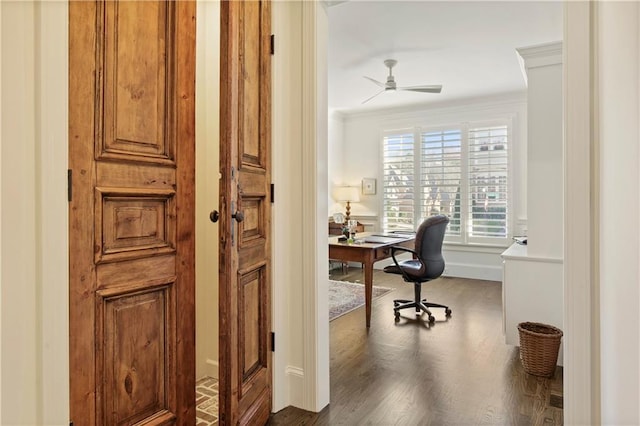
[[362, 178, 376, 195]]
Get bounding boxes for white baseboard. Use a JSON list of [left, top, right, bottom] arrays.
[[444, 262, 502, 281], [203, 358, 219, 380], [285, 366, 305, 408], [373, 258, 502, 282]]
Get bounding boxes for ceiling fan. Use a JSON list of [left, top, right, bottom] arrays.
[[362, 59, 442, 104]]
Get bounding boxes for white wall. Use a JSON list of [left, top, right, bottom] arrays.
[[272, 0, 305, 411], [1, 3, 38, 423], [0, 1, 69, 424], [329, 95, 527, 281], [597, 2, 640, 423], [328, 111, 345, 214], [195, 0, 220, 381]]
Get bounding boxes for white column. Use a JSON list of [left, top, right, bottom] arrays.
[[563, 2, 599, 424], [517, 42, 563, 259]]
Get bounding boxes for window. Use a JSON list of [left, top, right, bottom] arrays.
[[382, 132, 415, 230], [382, 121, 510, 245]]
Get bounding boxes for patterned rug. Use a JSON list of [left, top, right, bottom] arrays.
[[329, 280, 393, 321]]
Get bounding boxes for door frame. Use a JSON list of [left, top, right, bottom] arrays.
[[303, 0, 596, 423]]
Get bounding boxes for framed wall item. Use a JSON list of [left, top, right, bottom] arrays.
[[362, 178, 376, 195]]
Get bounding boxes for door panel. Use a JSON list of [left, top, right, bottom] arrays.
[[99, 285, 175, 425], [101, 1, 174, 163], [219, 1, 272, 424], [69, 1, 196, 424]]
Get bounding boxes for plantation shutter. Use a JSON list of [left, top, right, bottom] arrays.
[[420, 129, 462, 238], [467, 125, 509, 241], [381, 121, 510, 245], [382, 132, 415, 230]]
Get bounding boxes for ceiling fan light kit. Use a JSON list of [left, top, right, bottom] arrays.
[[362, 59, 442, 104]]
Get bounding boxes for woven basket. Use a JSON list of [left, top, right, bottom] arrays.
[[518, 322, 563, 378]]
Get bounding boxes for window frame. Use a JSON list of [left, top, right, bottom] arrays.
[[380, 117, 513, 247]]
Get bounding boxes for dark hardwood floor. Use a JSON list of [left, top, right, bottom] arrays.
[[269, 267, 563, 425]]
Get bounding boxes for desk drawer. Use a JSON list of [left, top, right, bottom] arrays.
[[374, 247, 391, 261]]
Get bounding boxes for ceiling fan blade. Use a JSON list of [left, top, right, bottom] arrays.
[[361, 89, 385, 104], [363, 76, 385, 88], [398, 85, 442, 93]]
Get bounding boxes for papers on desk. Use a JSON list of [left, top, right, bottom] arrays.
[[362, 235, 408, 244]]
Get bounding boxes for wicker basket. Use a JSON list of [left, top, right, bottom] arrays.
[[518, 322, 563, 378]]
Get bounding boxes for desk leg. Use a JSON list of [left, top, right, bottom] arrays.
[[364, 260, 373, 327]]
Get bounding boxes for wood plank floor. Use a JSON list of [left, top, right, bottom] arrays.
[[269, 268, 563, 425]]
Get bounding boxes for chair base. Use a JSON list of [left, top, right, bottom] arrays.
[[393, 298, 452, 324]]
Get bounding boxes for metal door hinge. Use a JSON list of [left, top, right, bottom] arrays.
[[271, 332, 275, 352], [270, 183, 274, 203], [67, 169, 72, 202], [270, 34, 275, 55]]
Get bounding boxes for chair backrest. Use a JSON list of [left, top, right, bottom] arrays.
[[414, 215, 449, 280]]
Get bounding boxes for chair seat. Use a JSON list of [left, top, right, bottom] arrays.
[[383, 259, 426, 282]]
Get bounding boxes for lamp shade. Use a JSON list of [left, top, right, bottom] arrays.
[[333, 186, 360, 203]]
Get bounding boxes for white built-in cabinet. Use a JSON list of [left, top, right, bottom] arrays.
[[501, 41, 564, 365]]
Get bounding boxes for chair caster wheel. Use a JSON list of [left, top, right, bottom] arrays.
[[428, 315, 435, 323], [393, 302, 399, 307], [445, 308, 452, 316]]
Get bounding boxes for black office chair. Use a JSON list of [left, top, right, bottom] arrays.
[[383, 215, 452, 323]]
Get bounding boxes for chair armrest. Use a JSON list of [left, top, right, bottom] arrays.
[[389, 245, 417, 257], [388, 245, 424, 283]]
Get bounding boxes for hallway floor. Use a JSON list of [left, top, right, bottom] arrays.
[[196, 376, 219, 425]]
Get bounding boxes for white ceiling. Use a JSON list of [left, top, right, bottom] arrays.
[[327, 1, 563, 113]]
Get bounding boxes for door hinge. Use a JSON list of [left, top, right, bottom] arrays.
[[270, 183, 274, 203], [270, 34, 275, 55], [271, 332, 275, 352], [67, 169, 72, 202]]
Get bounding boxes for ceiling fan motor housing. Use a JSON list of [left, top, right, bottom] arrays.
[[385, 78, 396, 90]]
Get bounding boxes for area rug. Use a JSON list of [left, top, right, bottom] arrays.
[[329, 280, 393, 321]]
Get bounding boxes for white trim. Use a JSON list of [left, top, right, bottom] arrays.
[[516, 41, 563, 81], [285, 366, 305, 409], [564, 1, 598, 423], [342, 91, 527, 120], [443, 263, 502, 282], [285, 365, 305, 377], [204, 359, 219, 379], [444, 243, 508, 253], [0, 2, 4, 420], [301, 0, 330, 413]]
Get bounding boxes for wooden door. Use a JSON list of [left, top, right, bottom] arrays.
[[69, 1, 196, 424], [219, 1, 272, 424]]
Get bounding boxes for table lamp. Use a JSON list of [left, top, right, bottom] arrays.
[[333, 186, 360, 222]]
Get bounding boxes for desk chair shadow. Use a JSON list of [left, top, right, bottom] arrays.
[[383, 215, 452, 324]]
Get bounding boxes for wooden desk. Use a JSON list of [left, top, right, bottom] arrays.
[[329, 232, 415, 327]]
